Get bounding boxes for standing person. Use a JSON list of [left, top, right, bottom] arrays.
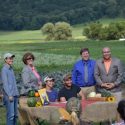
[[72, 48, 96, 97], [58, 74, 85, 102], [21, 52, 42, 94], [1, 53, 19, 125], [94, 47, 123, 102], [44, 76, 58, 102]]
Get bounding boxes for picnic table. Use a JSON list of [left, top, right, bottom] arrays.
[[18, 97, 118, 125]]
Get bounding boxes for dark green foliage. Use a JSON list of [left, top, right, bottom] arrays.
[[0, 0, 125, 30]]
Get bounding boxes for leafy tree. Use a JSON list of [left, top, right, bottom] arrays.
[[83, 22, 102, 40], [54, 22, 72, 40], [41, 23, 55, 40], [41, 22, 72, 40], [84, 21, 125, 40]]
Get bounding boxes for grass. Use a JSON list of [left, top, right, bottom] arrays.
[[0, 40, 125, 72], [0, 107, 6, 125], [0, 18, 125, 125]]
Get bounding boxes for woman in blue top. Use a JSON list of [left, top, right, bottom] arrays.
[[44, 76, 58, 102]]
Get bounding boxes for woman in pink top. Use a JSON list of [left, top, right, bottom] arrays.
[[21, 52, 42, 94]]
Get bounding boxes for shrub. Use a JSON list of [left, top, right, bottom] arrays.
[[83, 21, 125, 40], [41, 22, 72, 40], [41, 22, 54, 40]]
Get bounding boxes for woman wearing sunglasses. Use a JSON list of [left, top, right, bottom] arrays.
[[21, 52, 42, 95]]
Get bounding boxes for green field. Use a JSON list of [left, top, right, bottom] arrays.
[[0, 18, 125, 125]]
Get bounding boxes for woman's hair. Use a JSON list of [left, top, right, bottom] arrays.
[[22, 52, 35, 64], [117, 100, 125, 121]]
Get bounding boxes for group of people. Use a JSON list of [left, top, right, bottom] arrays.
[[1, 46, 125, 125]]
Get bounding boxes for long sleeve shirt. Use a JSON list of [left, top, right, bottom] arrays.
[[72, 59, 96, 87], [1, 64, 19, 96]]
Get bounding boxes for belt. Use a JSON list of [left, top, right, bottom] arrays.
[[80, 85, 93, 87]]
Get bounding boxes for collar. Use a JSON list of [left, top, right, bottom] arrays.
[[82, 59, 89, 64], [103, 58, 112, 63], [4, 64, 12, 70]]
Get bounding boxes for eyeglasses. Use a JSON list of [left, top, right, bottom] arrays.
[[103, 51, 110, 53], [26, 57, 33, 60]]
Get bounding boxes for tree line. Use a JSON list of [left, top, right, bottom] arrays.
[[0, 0, 125, 30]]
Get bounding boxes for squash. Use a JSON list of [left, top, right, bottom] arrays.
[[28, 90, 35, 97], [35, 92, 40, 97], [88, 92, 96, 97], [35, 101, 42, 107], [27, 97, 37, 107]]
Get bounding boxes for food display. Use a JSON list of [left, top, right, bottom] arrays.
[[27, 90, 42, 107], [87, 90, 116, 102]]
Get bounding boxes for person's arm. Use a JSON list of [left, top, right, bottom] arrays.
[[60, 97, 66, 102], [22, 69, 36, 88], [114, 60, 123, 86], [78, 90, 85, 100], [94, 62, 103, 86], [1, 68, 13, 101]]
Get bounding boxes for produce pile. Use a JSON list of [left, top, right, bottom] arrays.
[[87, 90, 116, 102], [27, 90, 42, 107]]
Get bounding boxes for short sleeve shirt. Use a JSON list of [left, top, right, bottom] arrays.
[[58, 84, 81, 101], [46, 89, 58, 102]]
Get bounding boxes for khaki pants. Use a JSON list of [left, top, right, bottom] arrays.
[[81, 86, 95, 98], [111, 91, 122, 102]]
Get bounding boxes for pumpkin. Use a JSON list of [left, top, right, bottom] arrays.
[[35, 92, 40, 97], [28, 90, 35, 97], [27, 97, 37, 107]]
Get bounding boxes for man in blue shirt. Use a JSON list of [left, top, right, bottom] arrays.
[[1, 53, 19, 125], [72, 48, 96, 98]]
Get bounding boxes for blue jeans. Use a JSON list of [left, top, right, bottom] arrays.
[[3, 95, 18, 125]]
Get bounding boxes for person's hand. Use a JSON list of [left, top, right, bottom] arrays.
[[9, 96, 13, 102], [106, 83, 115, 89], [60, 97, 66, 102], [101, 83, 109, 88], [38, 82, 43, 89]]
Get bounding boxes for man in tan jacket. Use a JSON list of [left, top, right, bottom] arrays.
[[94, 47, 123, 102]]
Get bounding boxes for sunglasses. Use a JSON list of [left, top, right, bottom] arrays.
[[26, 57, 33, 60]]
